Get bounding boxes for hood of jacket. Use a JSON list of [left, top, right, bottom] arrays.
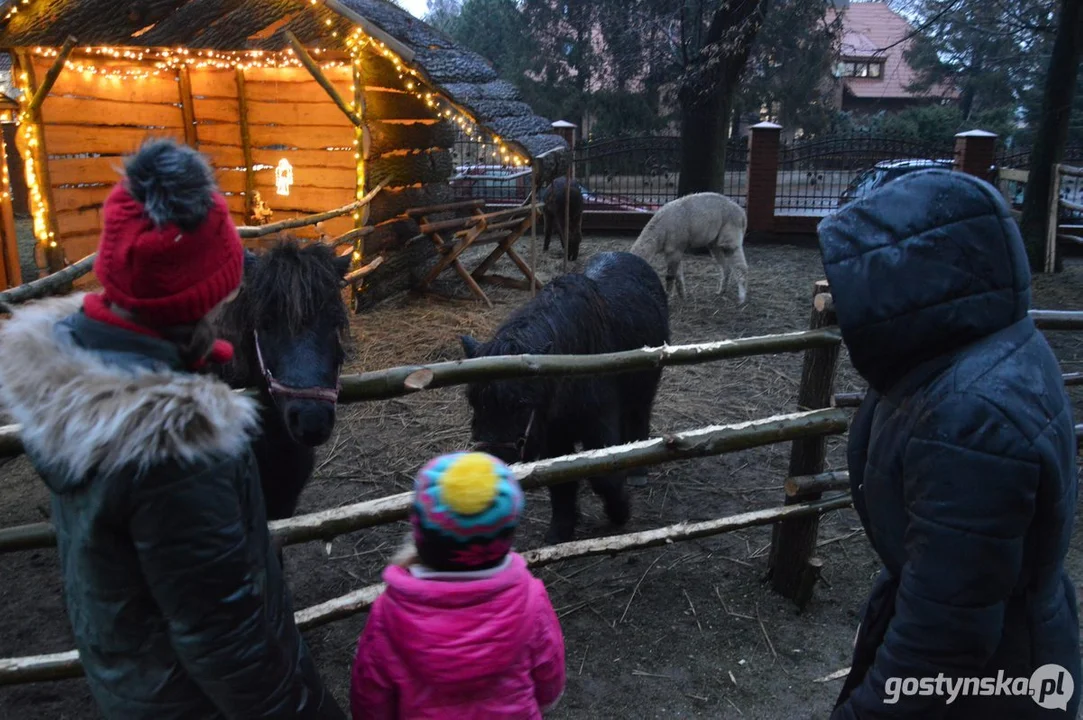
[[379, 552, 537, 687], [817, 169, 1031, 394], [0, 294, 260, 491]]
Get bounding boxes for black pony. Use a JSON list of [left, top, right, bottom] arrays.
[[213, 238, 351, 523], [461, 250, 670, 543], [542, 176, 584, 261]]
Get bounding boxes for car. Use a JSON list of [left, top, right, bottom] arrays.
[[449, 164, 534, 205], [839, 158, 955, 205]]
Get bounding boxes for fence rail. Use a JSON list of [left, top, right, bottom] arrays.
[[0, 491, 850, 687], [1, 284, 1080, 688], [0, 328, 845, 460], [0, 408, 849, 553]]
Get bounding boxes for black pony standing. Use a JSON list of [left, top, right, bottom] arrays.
[[213, 240, 351, 523], [461, 251, 670, 543]]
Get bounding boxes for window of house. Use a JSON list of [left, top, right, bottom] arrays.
[[837, 60, 884, 78]]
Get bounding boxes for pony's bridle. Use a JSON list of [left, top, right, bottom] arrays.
[[474, 410, 536, 463], [253, 329, 342, 405]]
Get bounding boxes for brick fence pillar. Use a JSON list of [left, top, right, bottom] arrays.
[[954, 129, 998, 184], [746, 122, 781, 235]]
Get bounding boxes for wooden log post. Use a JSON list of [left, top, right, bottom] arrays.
[[235, 68, 256, 223], [177, 66, 198, 147], [285, 31, 365, 128], [0, 126, 21, 289], [768, 279, 842, 609], [351, 49, 371, 311], [15, 47, 68, 274]]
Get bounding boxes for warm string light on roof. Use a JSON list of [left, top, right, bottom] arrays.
[[344, 28, 528, 167], [2, 0, 31, 24], [29, 45, 352, 77]]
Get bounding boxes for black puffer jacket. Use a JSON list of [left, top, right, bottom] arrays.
[[821, 169, 1080, 719], [0, 294, 347, 719]]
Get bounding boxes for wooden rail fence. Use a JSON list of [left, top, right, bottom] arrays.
[[0, 283, 1081, 686]]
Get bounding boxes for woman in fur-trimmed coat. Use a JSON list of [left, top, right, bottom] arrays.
[[0, 139, 346, 719]]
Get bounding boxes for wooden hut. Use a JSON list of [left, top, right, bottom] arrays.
[[0, 0, 567, 303]]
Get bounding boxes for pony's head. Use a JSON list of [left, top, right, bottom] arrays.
[[217, 238, 351, 447], [460, 333, 549, 465]]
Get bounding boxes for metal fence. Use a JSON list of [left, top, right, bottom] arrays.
[[573, 135, 748, 212], [776, 134, 958, 216], [448, 131, 749, 211], [995, 145, 1083, 221], [448, 131, 533, 205]]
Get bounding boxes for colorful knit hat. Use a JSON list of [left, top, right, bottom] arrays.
[[411, 451, 525, 572]]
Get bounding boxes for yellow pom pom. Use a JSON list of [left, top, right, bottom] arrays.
[[439, 453, 500, 515]]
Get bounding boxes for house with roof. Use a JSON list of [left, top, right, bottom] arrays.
[[827, 0, 958, 114], [0, 0, 566, 298]]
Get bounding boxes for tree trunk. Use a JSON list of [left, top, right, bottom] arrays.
[[1019, 0, 1083, 271], [677, 0, 770, 196]]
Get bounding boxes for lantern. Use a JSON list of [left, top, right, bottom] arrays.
[[275, 158, 294, 196]]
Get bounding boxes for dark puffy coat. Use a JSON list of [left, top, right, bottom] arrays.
[[0, 294, 347, 720], [820, 169, 1080, 719]]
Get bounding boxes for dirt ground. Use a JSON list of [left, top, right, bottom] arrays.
[[1, 235, 1082, 720]]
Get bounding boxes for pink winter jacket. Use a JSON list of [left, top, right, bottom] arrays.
[[350, 552, 566, 720]]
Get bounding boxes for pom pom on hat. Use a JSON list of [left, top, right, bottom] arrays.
[[93, 137, 244, 328], [411, 452, 524, 571], [123, 136, 218, 231]]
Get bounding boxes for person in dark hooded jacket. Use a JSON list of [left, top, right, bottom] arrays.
[[0, 138, 347, 719], [822, 168, 1080, 719]]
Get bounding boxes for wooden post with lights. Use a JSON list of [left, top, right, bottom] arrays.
[[551, 120, 576, 272], [0, 128, 18, 289], [351, 45, 371, 311], [13, 45, 69, 276]]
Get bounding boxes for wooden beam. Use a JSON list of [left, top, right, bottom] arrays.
[[26, 37, 77, 115], [14, 50, 63, 273], [177, 66, 198, 147], [235, 68, 256, 222], [235, 180, 386, 237], [285, 31, 364, 128], [0, 127, 21, 288], [1045, 163, 1062, 273], [0, 253, 95, 309], [320, 0, 417, 63]]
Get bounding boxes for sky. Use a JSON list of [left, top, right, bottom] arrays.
[[397, 0, 427, 19]]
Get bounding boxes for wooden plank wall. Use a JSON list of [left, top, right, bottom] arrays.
[[31, 47, 460, 271], [33, 57, 186, 263]]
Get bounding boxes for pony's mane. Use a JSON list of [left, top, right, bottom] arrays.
[[239, 238, 348, 337], [468, 274, 607, 409], [490, 274, 607, 356]]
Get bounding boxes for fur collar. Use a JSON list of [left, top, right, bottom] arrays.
[[0, 293, 260, 484]]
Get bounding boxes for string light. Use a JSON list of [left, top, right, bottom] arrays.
[[9, 3, 533, 263], [12, 70, 53, 253], [344, 30, 529, 167], [29, 45, 352, 77], [2, 0, 31, 24]]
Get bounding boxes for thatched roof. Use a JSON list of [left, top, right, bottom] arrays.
[[0, 0, 567, 175]]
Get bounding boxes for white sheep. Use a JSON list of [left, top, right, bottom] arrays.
[[629, 192, 749, 303]]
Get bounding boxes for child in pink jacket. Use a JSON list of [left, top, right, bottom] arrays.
[[350, 451, 566, 720]]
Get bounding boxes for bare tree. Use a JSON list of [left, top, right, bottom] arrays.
[[678, 0, 771, 195]]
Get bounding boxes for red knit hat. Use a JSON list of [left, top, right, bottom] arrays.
[[94, 138, 244, 328]]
